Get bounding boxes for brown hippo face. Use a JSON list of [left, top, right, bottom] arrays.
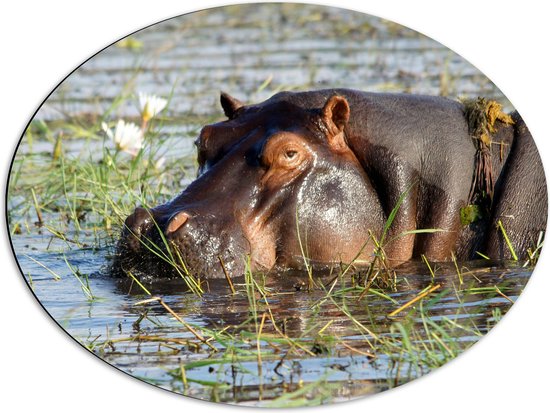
[[118, 93, 385, 278]]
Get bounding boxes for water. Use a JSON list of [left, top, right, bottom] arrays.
[[33, 3, 509, 124], [14, 230, 529, 405], [7, 3, 527, 406]]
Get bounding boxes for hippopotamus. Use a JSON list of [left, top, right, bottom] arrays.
[[113, 89, 547, 279]]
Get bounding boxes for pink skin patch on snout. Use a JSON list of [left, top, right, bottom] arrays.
[[166, 211, 190, 234]]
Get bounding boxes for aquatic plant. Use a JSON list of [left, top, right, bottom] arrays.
[[139, 92, 168, 123], [102, 119, 143, 157]]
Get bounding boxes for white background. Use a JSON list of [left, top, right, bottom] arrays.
[[1, 1, 548, 411]]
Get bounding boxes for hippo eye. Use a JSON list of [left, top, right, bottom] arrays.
[[284, 150, 298, 160]]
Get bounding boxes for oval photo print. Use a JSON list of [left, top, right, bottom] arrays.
[[7, 3, 547, 407]]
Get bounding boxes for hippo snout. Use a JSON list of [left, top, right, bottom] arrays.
[[116, 204, 250, 279], [122, 207, 193, 253]]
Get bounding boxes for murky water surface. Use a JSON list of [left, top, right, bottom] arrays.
[[15, 231, 528, 404], [8, 4, 526, 406]]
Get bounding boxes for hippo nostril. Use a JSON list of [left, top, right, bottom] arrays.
[[166, 211, 190, 234], [123, 207, 154, 238]]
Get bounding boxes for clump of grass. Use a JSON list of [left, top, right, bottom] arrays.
[[74, 249, 526, 405], [9, 87, 207, 291], [356, 182, 444, 298], [8, 87, 187, 247], [462, 97, 515, 205]]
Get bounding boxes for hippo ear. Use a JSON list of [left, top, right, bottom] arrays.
[[220, 92, 244, 119], [321, 95, 350, 150]]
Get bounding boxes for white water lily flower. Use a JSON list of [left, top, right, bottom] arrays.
[[139, 92, 167, 122], [103, 120, 143, 156]]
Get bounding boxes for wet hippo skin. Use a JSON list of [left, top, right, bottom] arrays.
[[114, 89, 547, 278]]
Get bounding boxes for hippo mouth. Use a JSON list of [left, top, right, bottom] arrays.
[[112, 207, 252, 280]]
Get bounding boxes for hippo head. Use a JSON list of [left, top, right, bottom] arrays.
[[115, 92, 385, 278]]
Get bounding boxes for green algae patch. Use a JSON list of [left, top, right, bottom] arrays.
[[460, 204, 484, 226]]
